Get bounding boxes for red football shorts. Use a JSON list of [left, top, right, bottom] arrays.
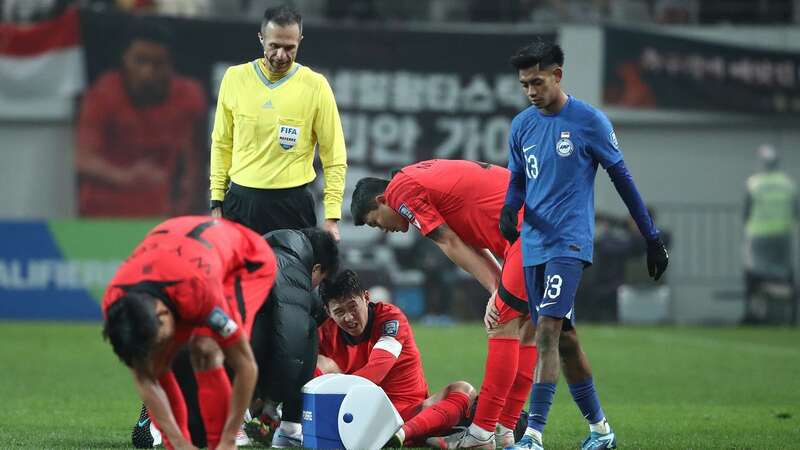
[[495, 239, 529, 324]]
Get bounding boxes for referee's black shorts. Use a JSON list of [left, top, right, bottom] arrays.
[[222, 182, 317, 235]]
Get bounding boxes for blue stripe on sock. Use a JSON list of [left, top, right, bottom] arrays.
[[568, 377, 605, 424], [527, 383, 557, 432]]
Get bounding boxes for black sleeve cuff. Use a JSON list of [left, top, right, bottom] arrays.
[[210, 200, 223, 210]]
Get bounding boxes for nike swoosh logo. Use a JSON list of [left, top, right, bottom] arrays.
[[540, 301, 557, 308], [523, 145, 537, 152], [137, 419, 149, 427]]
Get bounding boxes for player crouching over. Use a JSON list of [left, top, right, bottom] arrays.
[[317, 269, 476, 447], [103, 217, 277, 450]]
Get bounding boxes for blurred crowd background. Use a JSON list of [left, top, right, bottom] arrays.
[[1, 0, 798, 326], [3, 0, 800, 25]]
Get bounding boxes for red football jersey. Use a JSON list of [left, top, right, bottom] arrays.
[[318, 302, 429, 409], [102, 216, 276, 347], [384, 159, 521, 257]]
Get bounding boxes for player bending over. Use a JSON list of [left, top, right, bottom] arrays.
[[103, 216, 276, 450], [352, 159, 536, 449], [316, 269, 476, 447]]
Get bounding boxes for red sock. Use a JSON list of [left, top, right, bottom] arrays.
[[402, 391, 470, 444], [471, 338, 519, 432], [150, 371, 191, 450], [498, 345, 537, 429], [195, 366, 232, 449]]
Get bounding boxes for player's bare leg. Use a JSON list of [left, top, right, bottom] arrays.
[[508, 315, 562, 450], [558, 328, 591, 383], [392, 381, 475, 447]]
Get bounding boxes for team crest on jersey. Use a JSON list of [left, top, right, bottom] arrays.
[[278, 125, 300, 150], [398, 203, 421, 229], [609, 130, 619, 149], [382, 320, 399, 337], [556, 136, 574, 157], [207, 306, 238, 338]]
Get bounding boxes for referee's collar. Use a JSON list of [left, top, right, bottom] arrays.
[[253, 60, 302, 90]]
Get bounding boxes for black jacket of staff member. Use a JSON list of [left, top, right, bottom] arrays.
[[251, 227, 338, 425]]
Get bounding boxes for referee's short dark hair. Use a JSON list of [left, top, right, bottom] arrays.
[[262, 5, 303, 34]]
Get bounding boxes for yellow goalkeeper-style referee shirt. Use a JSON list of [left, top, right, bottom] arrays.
[[210, 59, 347, 220]]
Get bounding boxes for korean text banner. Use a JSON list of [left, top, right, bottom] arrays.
[[603, 26, 800, 115], [80, 11, 555, 169]]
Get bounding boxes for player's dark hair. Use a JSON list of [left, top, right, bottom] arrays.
[[102, 292, 160, 368], [262, 5, 303, 34], [319, 269, 364, 306], [510, 40, 564, 71], [121, 18, 173, 53], [300, 227, 340, 276], [350, 177, 391, 226]]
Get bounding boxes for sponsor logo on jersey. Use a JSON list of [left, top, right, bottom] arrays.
[[278, 125, 300, 150], [556, 137, 574, 157], [398, 204, 421, 229], [609, 130, 619, 149], [560, 131, 571, 138], [207, 306, 238, 338], [382, 320, 399, 337]]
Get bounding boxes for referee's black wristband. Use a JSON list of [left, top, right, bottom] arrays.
[[210, 200, 223, 210]]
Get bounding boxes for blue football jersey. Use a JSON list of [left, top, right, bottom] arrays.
[[507, 96, 623, 266]]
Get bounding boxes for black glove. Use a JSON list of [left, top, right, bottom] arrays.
[[499, 205, 520, 244], [646, 237, 669, 281]]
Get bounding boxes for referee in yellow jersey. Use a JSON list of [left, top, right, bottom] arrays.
[[210, 5, 347, 240]]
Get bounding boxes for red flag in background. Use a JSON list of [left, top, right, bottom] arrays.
[[0, 7, 85, 119]]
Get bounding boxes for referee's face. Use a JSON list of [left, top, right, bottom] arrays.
[[259, 21, 302, 74]]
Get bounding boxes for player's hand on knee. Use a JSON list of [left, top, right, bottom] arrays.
[[499, 205, 520, 244], [646, 237, 669, 281], [484, 295, 500, 331]]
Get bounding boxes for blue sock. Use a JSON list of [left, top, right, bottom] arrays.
[[527, 383, 557, 432], [568, 377, 605, 424]]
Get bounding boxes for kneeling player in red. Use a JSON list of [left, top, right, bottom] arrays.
[[316, 269, 477, 447], [102, 216, 277, 450]]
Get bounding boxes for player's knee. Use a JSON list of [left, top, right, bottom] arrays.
[[448, 380, 477, 400], [189, 336, 224, 370], [487, 318, 521, 338]]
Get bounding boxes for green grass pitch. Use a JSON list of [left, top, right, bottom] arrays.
[[0, 322, 798, 449]]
